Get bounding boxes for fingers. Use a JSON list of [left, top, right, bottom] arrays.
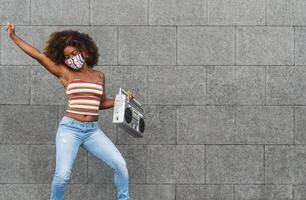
[[5, 22, 15, 37], [127, 91, 132, 98], [6, 22, 14, 30], [127, 90, 135, 99], [6, 23, 10, 31]]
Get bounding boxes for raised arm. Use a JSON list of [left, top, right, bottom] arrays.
[[5, 22, 64, 78]]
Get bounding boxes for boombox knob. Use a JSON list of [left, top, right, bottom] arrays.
[[124, 107, 133, 123], [139, 118, 145, 133]]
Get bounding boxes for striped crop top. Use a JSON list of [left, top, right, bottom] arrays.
[[65, 73, 103, 116]]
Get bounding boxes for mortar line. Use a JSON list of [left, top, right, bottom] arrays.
[[146, 145, 148, 184], [2, 103, 306, 106], [206, 66, 208, 105], [265, 0, 267, 26], [30, 0, 31, 24], [148, 0, 150, 25], [293, 106, 295, 144], [2, 103, 306, 107], [87, 151, 89, 183], [263, 145, 265, 184], [58, 105, 61, 125], [234, 25, 236, 65], [175, 108, 178, 145], [0, 25, 1, 65], [89, 0, 91, 25], [2, 143, 306, 146], [147, 66, 148, 105], [29, 67, 31, 104], [204, 145, 206, 184], [3, 64, 306, 67], [8, 24, 306, 27], [54, 183, 306, 185], [294, 26, 296, 66], [27, 144, 30, 183], [234, 184, 235, 200], [117, 26, 119, 65], [206, 0, 209, 24], [233, 105, 237, 144], [176, 25, 177, 65], [265, 66, 266, 105]]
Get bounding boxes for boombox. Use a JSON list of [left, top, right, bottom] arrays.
[[112, 88, 145, 137]]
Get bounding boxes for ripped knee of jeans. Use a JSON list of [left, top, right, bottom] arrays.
[[53, 170, 72, 184]]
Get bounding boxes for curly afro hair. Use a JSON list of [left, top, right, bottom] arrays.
[[43, 30, 100, 68]]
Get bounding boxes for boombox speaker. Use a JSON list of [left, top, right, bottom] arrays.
[[112, 88, 145, 137]]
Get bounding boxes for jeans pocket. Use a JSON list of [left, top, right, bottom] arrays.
[[60, 119, 72, 126], [60, 122, 82, 133], [59, 122, 73, 131]]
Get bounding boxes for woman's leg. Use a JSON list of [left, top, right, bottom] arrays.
[[82, 127, 130, 200], [50, 124, 82, 200]]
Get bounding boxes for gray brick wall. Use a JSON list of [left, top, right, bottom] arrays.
[[0, 0, 305, 199]]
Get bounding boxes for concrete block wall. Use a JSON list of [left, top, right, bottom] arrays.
[[0, 0, 305, 199]]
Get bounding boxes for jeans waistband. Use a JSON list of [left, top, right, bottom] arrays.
[[60, 116, 98, 128]]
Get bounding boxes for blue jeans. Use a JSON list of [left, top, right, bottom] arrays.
[[50, 116, 130, 200]]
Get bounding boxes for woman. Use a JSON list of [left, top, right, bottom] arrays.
[[6, 22, 134, 200]]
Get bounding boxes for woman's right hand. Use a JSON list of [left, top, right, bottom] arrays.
[[127, 89, 136, 100], [5, 22, 16, 38]]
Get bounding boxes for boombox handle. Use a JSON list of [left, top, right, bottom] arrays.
[[119, 88, 142, 107]]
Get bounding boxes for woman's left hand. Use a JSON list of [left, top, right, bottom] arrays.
[[127, 89, 136, 100]]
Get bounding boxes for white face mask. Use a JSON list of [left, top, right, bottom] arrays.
[[64, 53, 85, 70]]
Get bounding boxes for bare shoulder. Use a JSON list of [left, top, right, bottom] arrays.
[[95, 69, 105, 76], [94, 69, 105, 81]]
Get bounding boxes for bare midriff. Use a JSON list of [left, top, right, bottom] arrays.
[[64, 111, 99, 122], [63, 85, 100, 122]]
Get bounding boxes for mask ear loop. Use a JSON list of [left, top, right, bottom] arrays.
[[64, 59, 68, 65], [81, 51, 90, 59]]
